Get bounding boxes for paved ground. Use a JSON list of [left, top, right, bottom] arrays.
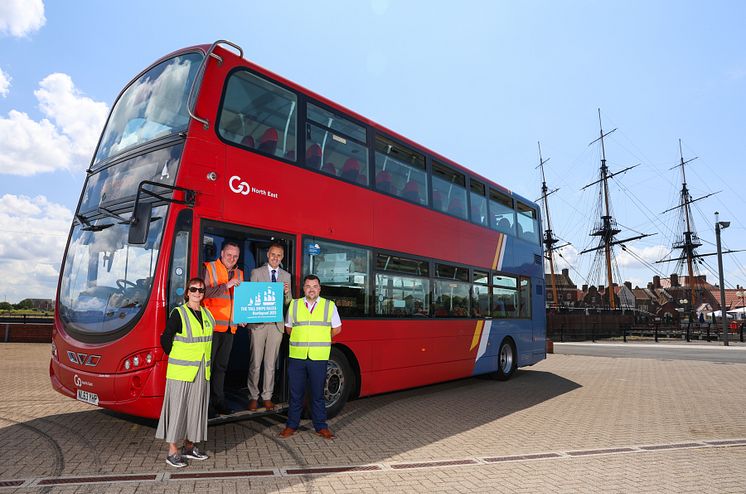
[[1, 342, 745, 493], [555, 340, 746, 363]]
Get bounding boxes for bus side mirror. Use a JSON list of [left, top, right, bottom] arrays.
[[128, 202, 153, 245]]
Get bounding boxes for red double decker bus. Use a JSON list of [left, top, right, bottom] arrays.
[[50, 41, 546, 419]]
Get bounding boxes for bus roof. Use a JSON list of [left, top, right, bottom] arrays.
[[162, 43, 537, 207]]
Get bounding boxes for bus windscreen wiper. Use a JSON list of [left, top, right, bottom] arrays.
[[77, 212, 114, 232], [97, 206, 131, 224], [82, 222, 115, 232]]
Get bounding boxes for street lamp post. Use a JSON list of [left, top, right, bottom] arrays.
[[715, 212, 730, 347]]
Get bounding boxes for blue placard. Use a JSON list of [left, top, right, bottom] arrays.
[[233, 282, 284, 323]]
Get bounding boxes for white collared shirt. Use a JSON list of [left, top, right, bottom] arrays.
[[267, 264, 280, 281], [285, 297, 341, 328]]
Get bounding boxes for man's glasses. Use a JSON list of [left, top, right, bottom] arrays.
[[188, 287, 206, 293]]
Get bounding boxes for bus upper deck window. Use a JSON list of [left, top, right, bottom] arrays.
[[218, 70, 298, 161]]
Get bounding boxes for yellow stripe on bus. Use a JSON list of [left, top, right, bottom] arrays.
[[470, 320, 485, 351], [491, 233, 504, 270]]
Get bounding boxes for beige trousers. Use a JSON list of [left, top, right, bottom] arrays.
[[248, 325, 284, 401]]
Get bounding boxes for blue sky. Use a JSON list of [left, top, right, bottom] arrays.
[[1, 0, 745, 303]]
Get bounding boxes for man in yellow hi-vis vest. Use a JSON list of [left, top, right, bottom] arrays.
[[279, 275, 342, 440]]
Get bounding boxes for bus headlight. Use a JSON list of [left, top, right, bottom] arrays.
[[119, 348, 159, 372]]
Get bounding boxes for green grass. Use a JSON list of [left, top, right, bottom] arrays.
[[0, 309, 53, 318]]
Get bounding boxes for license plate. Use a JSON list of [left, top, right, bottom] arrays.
[[76, 389, 99, 406]]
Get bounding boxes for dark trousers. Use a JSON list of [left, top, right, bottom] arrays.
[[210, 330, 234, 408], [286, 357, 327, 431]]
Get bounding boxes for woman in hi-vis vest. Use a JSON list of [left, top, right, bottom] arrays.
[[156, 277, 215, 468]]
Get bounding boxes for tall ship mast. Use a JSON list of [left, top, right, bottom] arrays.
[[656, 139, 722, 318], [580, 109, 654, 309], [537, 142, 568, 308]]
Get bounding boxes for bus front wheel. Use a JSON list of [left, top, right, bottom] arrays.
[[495, 338, 517, 381], [325, 348, 354, 418]]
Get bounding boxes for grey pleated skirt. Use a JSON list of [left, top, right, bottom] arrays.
[[155, 359, 209, 443]]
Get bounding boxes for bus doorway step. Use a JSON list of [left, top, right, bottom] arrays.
[[207, 402, 288, 426]]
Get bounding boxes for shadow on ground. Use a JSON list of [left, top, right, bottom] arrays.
[[0, 367, 579, 488]]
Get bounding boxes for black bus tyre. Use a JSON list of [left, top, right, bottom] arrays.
[[324, 347, 355, 418], [495, 338, 517, 381]]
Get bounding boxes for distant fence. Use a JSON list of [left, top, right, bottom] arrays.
[[548, 311, 634, 342], [548, 311, 746, 343], [1, 316, 53, 343]]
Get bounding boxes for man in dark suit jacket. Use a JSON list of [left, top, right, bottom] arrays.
[[247, 242, 292, 411]]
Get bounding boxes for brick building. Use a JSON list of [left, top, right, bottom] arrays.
[[544, 268, 579, 307]]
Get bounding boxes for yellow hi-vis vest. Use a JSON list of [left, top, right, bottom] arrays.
[[166, 304, 215, 382], [287, 297, 335, 360]]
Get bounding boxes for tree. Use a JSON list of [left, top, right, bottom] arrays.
[[0, 302, 11, 311], [14, 299, 34, 310]]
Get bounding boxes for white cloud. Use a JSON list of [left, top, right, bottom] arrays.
[[0, 194, 72, 303], [35, 73, 109, 159], [0, 110, 73, 175], [0, 67, 10, 97], [0, 0, 45, 37], [549, 244, 667, 289], [0, 73, 108, 176], [617, 244, 668, 268], [552, 244, 579, 271]]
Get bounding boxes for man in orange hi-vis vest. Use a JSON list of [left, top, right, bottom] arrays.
[[202, 241, 244, 415]]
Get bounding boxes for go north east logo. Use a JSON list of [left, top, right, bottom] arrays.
[[229, 175, 279, 199]]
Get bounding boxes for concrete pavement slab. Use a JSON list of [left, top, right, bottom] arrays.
[[1, 343, 745, 492]]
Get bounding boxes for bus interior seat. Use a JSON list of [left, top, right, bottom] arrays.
[[306, 143, 322, 168], [341, 158, 361, 183], [471, 203, 484, 223], [285, 150, 296, 160], [258, 128, 278, 155], [497, 218, 511, 232], [241, 135, 255, 148], [375, 170, 394, 194], [402, 180, 421, 203], [432, 190, 444, 211], [447, 197, 465, 217], [322, 162, 337, 176]]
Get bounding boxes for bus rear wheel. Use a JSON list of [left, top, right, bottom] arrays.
[[495, 338, 516, 381], [324, 348, 354, 418]]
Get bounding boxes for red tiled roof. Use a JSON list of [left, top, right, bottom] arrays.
[[723, 288, 746, 309]]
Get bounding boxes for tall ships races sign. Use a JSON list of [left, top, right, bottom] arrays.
[[233, 282, 284, 323]]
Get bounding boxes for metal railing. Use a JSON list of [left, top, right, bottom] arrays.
[[549, 322, 745, 343]]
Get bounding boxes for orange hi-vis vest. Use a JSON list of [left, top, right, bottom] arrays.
[[203, 260, 244, 334]]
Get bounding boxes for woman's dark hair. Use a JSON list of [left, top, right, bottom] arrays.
[[184, 277, 206, 302]]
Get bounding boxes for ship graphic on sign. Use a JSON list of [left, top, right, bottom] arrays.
[[246, 288, 277, 306]]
